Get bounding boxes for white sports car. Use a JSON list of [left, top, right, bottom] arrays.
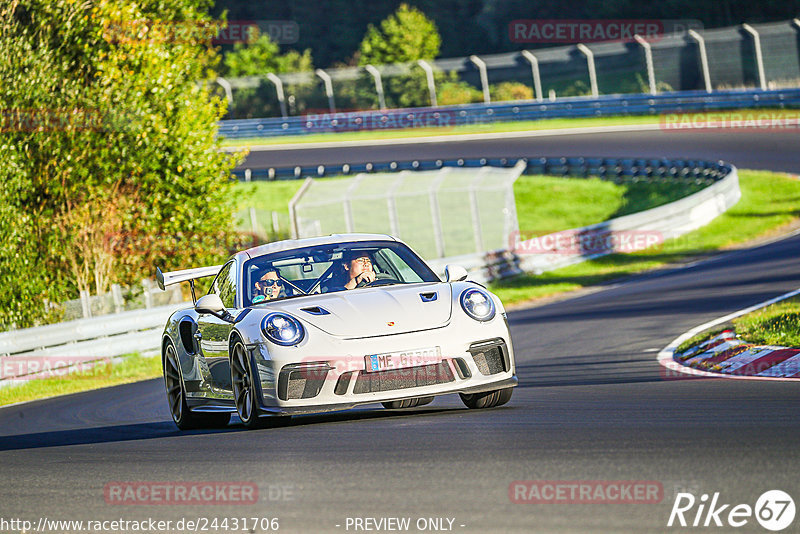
[[157, 234, 517, 429]]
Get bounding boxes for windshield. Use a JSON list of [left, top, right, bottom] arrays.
[[243, 240, 439, 306]]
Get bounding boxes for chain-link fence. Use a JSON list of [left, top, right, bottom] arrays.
[[289, 161, 525, 260], [217, 20, 800, 120], [46, 281, 184, 322]]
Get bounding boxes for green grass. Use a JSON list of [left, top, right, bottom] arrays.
[[732, 298, 800, 347], [0, 353, 162, 407], [220, 108, 798, 147], [491, 169, 800, 305]]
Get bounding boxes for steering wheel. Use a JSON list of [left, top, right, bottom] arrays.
[[356, 273, 402, 288]]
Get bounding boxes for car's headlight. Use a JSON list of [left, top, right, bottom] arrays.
[[261, 313, 305, 346], [460, 288, 496, 322]]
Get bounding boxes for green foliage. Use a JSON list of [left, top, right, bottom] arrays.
[[0, 0, 244, 329], [490, 82, 534, 102], [358, 4, 440, 66], [437, 78, 484, 106], [219, 30, 317, 118], [222, 30, 314, 77]]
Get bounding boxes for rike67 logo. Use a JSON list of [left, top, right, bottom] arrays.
[[668, 490, 795, 531]]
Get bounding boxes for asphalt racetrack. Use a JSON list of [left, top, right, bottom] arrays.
[[1, 128, 799, 533]]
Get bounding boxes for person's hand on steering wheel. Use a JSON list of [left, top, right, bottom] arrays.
[[354, 270, 377, 287]]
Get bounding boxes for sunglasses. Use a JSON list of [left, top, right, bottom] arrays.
[[258, 279, 281, 287]]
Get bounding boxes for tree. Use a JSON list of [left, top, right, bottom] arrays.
[[0, 0, 244, 329], [358, 4, 441, 65]]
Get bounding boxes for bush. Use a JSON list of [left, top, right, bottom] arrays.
[[0, 0, 244, 329], [490, 82, 534, 102], [437, 80, 484, 106]]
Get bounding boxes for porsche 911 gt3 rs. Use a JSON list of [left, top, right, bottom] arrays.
[[157, 234, 517, 429]]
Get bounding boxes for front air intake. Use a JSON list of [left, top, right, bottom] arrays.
[[278, 363, 331, 400], [352, 361, 455, 394], [469, 339, 509, 376]]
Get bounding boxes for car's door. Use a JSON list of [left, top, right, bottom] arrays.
[[197, 261, 239, 391]]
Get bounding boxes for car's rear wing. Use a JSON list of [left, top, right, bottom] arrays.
[[156, 265, 222, 304]]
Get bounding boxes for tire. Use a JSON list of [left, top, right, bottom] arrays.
[[381, 396, 434, 409], [163, 341, 231, 430], [230, 339, 270, 429], [459, 387, 513, 409]]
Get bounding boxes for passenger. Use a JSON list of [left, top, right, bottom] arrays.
[[252, 266, 284, 303]]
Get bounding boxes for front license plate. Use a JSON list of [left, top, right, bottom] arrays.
[[364, 347, 442, 372]]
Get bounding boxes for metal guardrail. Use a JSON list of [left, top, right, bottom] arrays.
[[0, 156, 736, 380], [219, 87, 800, 140], [233, 155, 732, 183]]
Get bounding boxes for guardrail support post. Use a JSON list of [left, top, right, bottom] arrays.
[[266, 73, 288, 118], [633, 35, 658, 94], [315, 69, 336, 113], [688, 29, 712, 93], [80, 290, 92, 318], [741, 23, 767, 90], [111, 284, 123, 314], [576, 44, 599, 97], [469, 55, 491, 104], [520, 51, 544, 102], [364, 65, 387, 110], [417, 60, 438, 107]]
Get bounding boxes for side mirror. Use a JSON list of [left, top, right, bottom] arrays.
[[195, 294, 226, 315], [444, 264, 468, 283]]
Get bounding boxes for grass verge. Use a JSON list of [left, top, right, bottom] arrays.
[[220, 108, 797, 147], [732, 298, 800, 346], [0, 353, 162, 407]]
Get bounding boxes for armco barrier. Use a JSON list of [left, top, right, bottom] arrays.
[[0, 157, 737, 376], [0, 303, 187, 385], [218, 87, 800, 140], [233, 156, 731, 182]]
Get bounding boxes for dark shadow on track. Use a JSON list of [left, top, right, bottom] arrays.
[[0, 407, 461, 452]]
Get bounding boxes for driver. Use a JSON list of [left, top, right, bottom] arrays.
[[343, 251, 376, 290]]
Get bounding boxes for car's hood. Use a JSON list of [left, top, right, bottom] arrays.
[[266, 283, 452, 338]]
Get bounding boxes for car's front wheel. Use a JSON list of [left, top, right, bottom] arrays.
[[163, 342, 231, 429], [230, 340, 271, 429], [459, 387, 513, 409]]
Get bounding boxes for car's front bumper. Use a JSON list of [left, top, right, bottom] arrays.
[[248, 319, 517, 416]]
